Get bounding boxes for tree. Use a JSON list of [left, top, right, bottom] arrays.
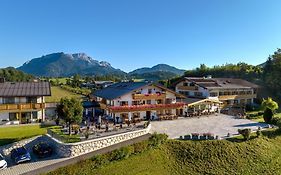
[[261, 97, 279, 112], [71, 74, 81, 88], [263, 107, 274, 123], [238, 128, 251, 140], [263, 49, 281, 102], [56, 98, 83, 135]]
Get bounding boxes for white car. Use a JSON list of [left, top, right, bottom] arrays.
[[0, 154, 7, 170]]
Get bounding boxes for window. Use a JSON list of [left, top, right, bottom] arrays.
[[247, 99, 252, 104], [194, 92, 203, 97], [147, 100, 151, 104], [156, 99, 163, 104], [179, 91, 189, 96], [9, 113, 17, 121], [120, 101, 128, 106], [3, 97, 15, 104], [148, 89, 152, 94], [210, 92, 218, 97], [183, 82, 188, 86], [32, 112, 38, 119], [27, 97, 37, 103], [132, 101, 140, 105]]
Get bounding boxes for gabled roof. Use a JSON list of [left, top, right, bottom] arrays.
[[92, 82, 149, 100], [175, 77, 259, 89], [92, 82, 185, 100], [0, 81, 51, 97]]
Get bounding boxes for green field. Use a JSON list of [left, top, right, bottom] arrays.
[[0, 125, 47, 146], [45, 86, 83, 103], [47, 129, 281, 175]]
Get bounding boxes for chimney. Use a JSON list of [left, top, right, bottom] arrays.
[[0, 77, 5, 83]]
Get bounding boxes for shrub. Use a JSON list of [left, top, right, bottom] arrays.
[[91, 154, 110, 168], [238, 128, 251, 140], [256, 130, 262, 137], [133, 140, 149, 153], [148, 133, 168, 147], [110, 146, 134, 161], [263, 107, 274, 123], [144, 121, 150, 128]]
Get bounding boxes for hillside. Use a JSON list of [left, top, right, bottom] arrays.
[[47, 129, 281, 175], [129, 64, 185, 75], [0, 67, 34, 81], [129, 64, 185, 81], [17, 52, 126, 77], [130, 71, 179, 81]]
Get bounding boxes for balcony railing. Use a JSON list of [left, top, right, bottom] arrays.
[[177, 86, 198, 91], [132, 93, 166, 100], [218, 94, 257, 100], [107, 103, 185, 112], [0, 103, 45, 111]]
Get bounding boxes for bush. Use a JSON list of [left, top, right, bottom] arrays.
[[110, 146, 134, 160], [238, 128, 251, 140], [256, 130, 262, 137], [149, 133, 168, 147], [91, 154, 110, 168], [263, 107, 274, 123], [133, 140, 149, 153]]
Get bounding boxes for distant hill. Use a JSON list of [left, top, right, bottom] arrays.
[[129, 64, 185, 75], [18, 52, 126, 77], [129, 64, 185, 81]]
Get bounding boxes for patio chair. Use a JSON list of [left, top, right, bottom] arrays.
[[184, 134, 191, 140]]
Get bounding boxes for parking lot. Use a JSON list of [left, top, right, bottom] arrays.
[[150, 114, 269, 139], [0, 146, 67, 175]]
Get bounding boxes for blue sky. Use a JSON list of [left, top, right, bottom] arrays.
[[0, 0, 281, 72]]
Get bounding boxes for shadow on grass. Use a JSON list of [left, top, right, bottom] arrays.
[[226, 135, 257, 143], [227, 128, 281, 143], [0, 138, 18, 146]]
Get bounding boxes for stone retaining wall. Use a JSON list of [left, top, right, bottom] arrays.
[[0, 124, 151, 158], [0, 136, 40, 156]]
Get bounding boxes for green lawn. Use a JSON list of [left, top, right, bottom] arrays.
[[47, 129, 281, 175], [0, 125, 47, 146], [49, 126, 80, 143], [46, 86, 83, 103]]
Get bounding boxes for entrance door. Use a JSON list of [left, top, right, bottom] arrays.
[[146, 111, 151, 120]]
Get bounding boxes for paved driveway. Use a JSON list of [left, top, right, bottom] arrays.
[[150, 114, 269, 139]]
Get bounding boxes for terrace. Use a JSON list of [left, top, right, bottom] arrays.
[[107, 103, 185, 112], [0, 103, 45, 111], [132, 93, 166, 100]]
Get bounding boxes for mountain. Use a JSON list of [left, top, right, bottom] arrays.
[[128, 64, 185, 81], [18, 52, 126, 77], [129, 64, 185, 75]]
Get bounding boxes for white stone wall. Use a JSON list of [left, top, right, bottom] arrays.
[[50, 124, 151, 157], [0, 124, 151, 158]]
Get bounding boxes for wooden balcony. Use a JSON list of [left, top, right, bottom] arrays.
[[177, 86, 198, 91], [0, 103, 45, 111], [132, 93, 166, 100], [107, 103, 185, 112], [218, 94, 257, 100]]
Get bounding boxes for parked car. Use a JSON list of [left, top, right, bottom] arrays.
[[0, 154, 7, 170], [11, 147, 31, 164], [32, 142, 53, 158]]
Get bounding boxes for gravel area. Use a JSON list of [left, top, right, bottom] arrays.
[[150, 114, 269, 139]]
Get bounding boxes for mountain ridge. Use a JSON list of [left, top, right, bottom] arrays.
[[17, 52, 185, 80], [18, 52, 126, 77]]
